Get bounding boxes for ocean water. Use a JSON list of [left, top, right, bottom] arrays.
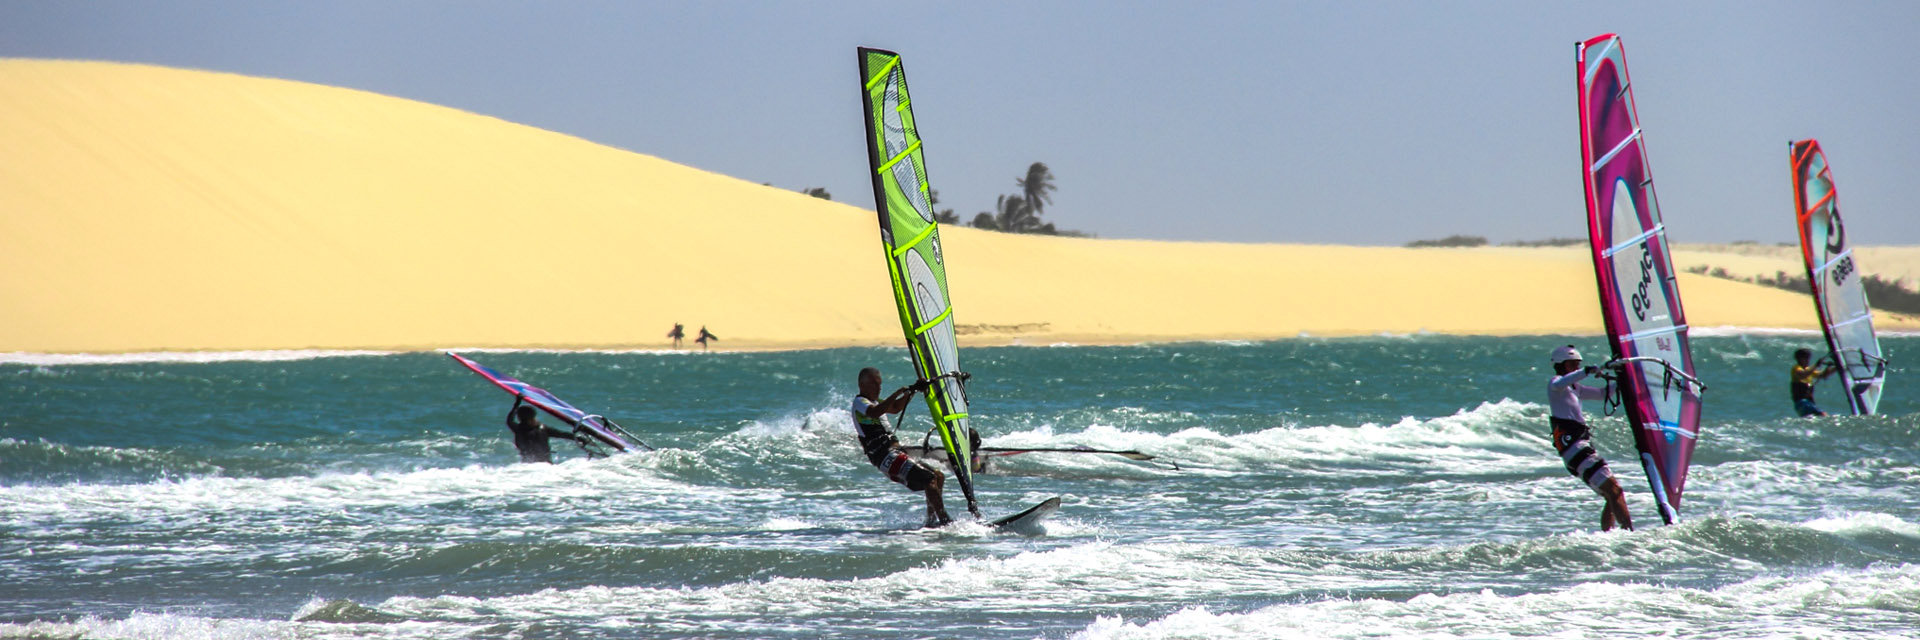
[[1, 334, 1915, 639]]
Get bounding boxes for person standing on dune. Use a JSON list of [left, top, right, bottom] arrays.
[[667, 323, 685, 348], [696, 326, 718, 350], [1546, 345, 1634, 532]]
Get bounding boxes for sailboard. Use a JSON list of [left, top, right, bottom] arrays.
[[1576, 34, 1707, 526], [1790, 139, 1886, 415], [903, 445, 1162, 471], [987, 496, 1060, 534], [857, 47, 979, 517], [447, 352, 651, 453]]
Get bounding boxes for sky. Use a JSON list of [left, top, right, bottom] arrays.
[[4, 1, 1915, 245]]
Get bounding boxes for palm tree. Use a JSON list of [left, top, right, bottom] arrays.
[[1015, 163, 1055, 216], [800, 187, 831, 200], [930, 189, 958, 224], [992, 194, 1039, 233], [970, 212, 997, 230]]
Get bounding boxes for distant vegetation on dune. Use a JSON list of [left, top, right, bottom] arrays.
[[1405, 235, 1488, 248], [785, 161, 1089, 237], [1503, 237, 1585, 248], [1685, 265, 1920, 315], [1406, 236, 1587, 248], [968, 162, 1089, 237]]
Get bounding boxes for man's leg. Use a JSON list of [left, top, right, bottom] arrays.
[[922, 471, 951, 527], [1599, 479, 1633, 532]]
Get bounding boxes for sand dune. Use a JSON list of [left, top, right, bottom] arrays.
[[1, 60, 1912, 353], [1673, 243, 1920, 285]]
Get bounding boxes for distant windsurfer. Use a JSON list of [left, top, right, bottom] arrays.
[[1546, 345, 1634, 532], [851, 367, 953, 527], [667, 323, 685, 348], [696, 326, 718, 350], [1789, 348, 1838, 417], [506, 396, 586, 464]]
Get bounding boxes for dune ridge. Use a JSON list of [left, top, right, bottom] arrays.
[[2, 59, 1914, 354]]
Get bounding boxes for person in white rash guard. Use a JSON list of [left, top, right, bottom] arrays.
[[850, 367, 952, 528], [1547, 345, 1634, 532]]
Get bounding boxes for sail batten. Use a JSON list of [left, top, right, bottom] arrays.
[[857, 47, 979, 517], [1790, 139, 1886, 415], [1576, 34, 1705, 526]]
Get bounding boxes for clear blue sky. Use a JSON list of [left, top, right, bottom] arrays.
[[5, 1, 1915, 245]]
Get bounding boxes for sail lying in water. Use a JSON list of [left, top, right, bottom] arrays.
[[448, 352, 650, 453], [1790, 140, 1886, 415], [856, 47, 978, 517], [1576, 34, 1706, 526]]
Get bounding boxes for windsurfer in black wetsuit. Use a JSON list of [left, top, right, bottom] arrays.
[[851, 367, 952, 527], [506, 396, 586, 464]]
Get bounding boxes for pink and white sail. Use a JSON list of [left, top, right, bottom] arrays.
[[1576, 34, 1706, 526]]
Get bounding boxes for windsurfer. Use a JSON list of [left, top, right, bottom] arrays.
[[506, 396, 585, 464], [851, 367, 952, 527], [696, 326, 718, 350], [1546, 345, 1634, 532], [667, 323, 685, 348], [1789, 348, 1838, 417]]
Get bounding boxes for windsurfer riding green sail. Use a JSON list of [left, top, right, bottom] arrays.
[[856, 46, 982, 519], [855, 47, 1063, 531]]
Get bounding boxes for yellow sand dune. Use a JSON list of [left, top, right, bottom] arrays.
[[1673, 243, 1920, 286], [0, 60, 1912, 353]]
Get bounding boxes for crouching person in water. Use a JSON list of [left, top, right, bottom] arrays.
[[1547, 345, 1634, 532], [507, 396, 585, 464], [851, 367, 953, 528]]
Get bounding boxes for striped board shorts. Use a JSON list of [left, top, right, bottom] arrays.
[[876, 448, 937, 493], [1551, 417, 1615, 493]]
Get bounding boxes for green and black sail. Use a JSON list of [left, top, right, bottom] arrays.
[[856, 47, 978, 517]]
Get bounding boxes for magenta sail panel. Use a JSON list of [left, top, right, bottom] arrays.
[[1576, 34, 1705, 526]]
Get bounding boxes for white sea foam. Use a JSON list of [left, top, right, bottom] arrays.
[[0, 453, 713, 525], [445, 346, 694, 356], [1067, 564, 1920, 639], [1690, 326, 1824, 337], [986, 399, 1547, 477], [370, 541, 1326, 623], [0, 349, 395, 365], [0, 613, 296, 640], [11, 539, 1918, 640], [1687, 459, 1913, 512], [1803, 511, 1920, 538], [730, 406, 854, 439]]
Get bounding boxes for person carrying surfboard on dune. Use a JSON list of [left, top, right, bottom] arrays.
[[695, 326, 718, 350], [506, 396, 588, 464], [851, 367, 953, 528], [1547, 345, 1634, 532], [1789, 347, 1840, 417], [667, 323, 685, 348]]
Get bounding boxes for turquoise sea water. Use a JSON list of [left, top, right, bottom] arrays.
[[1, 333, 1915, 639]]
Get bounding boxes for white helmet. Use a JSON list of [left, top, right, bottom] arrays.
[[1550, 345, 1583, 364]]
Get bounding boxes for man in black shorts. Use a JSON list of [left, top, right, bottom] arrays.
[[851, 367, 952, 527]]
